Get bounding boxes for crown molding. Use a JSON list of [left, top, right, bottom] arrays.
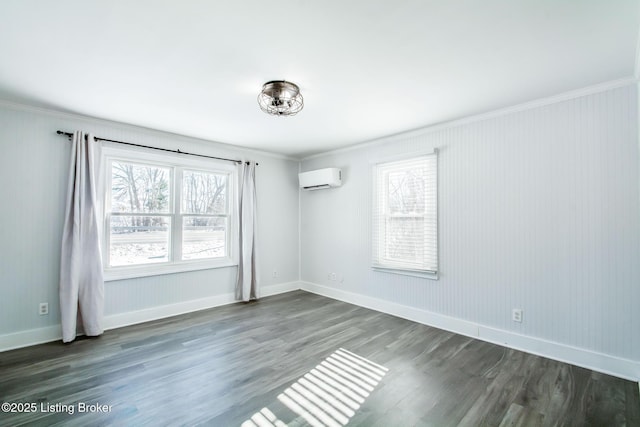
[[1, 75, 635, 165], [301, 77, 637, 161], [0, 99, 299, 162]]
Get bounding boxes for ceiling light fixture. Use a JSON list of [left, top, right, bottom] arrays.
[[258, 80, 303, 116]]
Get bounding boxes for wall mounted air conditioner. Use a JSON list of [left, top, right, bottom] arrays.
[[299, 168, 342, 190]]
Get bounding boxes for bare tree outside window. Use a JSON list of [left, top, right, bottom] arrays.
[[181, 170, 228, 260], [104, 151, 235, 275], [386, 167, 427, 263], [109, 162, 171, 266], [373, 153, 438, 274]]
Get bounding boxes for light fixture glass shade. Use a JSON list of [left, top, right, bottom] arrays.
[[258, 80, 304, 116]]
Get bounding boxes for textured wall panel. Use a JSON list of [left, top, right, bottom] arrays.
[[0, 104, 300, 335], [301, 84, 640, 362]]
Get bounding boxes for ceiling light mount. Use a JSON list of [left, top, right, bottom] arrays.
[[258, 80, 303, 116]]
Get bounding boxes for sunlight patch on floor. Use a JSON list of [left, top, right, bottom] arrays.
[[242, 348, 388, 427]]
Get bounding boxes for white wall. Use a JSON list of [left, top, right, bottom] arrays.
[[1, 81, 638, 380], [300, 82, 640, 379], [0, 102, 300, 346]]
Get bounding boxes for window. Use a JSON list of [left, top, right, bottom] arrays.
[[372, 152, 438, 277], [103, 146, 236, 280]]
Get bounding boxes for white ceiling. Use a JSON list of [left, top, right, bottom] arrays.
[[0, 1, 638, 158]]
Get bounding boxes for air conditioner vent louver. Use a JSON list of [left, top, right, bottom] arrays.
[[299, 168, 342, 190]]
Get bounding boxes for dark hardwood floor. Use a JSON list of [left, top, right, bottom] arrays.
[[0, 290, 638, 426]]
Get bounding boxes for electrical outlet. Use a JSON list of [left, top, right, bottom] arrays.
[[272, 270, 278, 278], [330, 273, 337, 281], [512, 308, 523, 323], [39, 303, 49, 315]]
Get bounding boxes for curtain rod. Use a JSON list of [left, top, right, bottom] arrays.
[[56, 131, 258, 165]]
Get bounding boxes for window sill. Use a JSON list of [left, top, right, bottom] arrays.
[[372, 265, 438, 280], [104, 259, 237, 282]]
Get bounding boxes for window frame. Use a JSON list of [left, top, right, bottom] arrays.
[[101, 144, 238, 281], [372, 150, 438, 280]]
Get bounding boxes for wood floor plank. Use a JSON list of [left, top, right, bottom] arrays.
[[0, 290, 638, 427]]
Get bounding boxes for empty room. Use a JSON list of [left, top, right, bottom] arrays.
[[0, 1, 639, 426]]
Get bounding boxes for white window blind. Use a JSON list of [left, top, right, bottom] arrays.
[[373, 152, 438, 274]]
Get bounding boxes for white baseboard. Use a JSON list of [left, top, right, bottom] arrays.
[[104, 280, 302, 330], [300, 281, 640, 382], [261, 281, 303, 297], [2, 280, 638, 382], [0, 325, 63, 354], [0, 281, 301, 353]]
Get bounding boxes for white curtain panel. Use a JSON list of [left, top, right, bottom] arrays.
[[236, 161, 258, 302], [59, 131, 105, 343]]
